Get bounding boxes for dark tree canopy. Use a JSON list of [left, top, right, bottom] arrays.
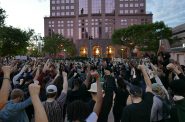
[[0, 7, 6, 26], [43, 34, 76, 56], [0, 26, 33, 56], [112, 21, 173, 52]]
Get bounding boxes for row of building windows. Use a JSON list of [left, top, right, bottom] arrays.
[[52, 5, 74, 10], [51, 11, 74, 16], [120, 0, 140, 1], [51, 0, 74, 4], [79, 0, 115, 15], [49, 18, 147, 28], [120, 9, 140, 14], [120, 3, 144, 7]]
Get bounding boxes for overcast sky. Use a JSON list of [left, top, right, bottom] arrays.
[[0, 0, 185, 36]]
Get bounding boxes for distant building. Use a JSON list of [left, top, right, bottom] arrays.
[[170, 23, 185, 65], [172, 23, 185, 48], [44, 0, 153, 58]]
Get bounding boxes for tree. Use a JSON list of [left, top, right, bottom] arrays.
[[0, 26, 33, 56], [0, 7, 6, 26], [43, 34, 76, 57], [112, 21, 173, 52]]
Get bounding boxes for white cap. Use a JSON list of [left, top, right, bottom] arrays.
[[46, 85, 57, 93], [88, 83, 97, 93]]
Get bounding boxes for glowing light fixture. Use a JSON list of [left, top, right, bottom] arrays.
[[95, 48, 100, 55]]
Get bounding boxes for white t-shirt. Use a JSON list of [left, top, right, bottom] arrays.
[[86, 112, 98, 122]]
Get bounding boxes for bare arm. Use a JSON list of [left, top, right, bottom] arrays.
[[93, 73, 103, 116], [29, 83, 48, 122], [139, 65, 152, 92], [0, 66, 12, 109], [62, 71, 68, 94], [151, 63, 169, 99]]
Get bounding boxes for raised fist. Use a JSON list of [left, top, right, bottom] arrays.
[[29, 83, 41, 97]]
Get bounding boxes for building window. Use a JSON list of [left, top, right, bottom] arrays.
[[57, 6, 60, 10], [92, 0, 101, 14], [71, 5, 74, 9], [125, 4, 128, 7], [67, 28, 73, 37], [49, 21, 55, 27], [71, 12, 74, 15], [51, 0, 55, 4], [104, 26, 112, 38], [140, 3, 144, 7], [52, 12, 55, 16], [61, 12, 65, 15], [135, 9, 138, 13], [121, 19, 127, 26], [52, 6, 55, 10], [66, 6, 69, 9], [61, 0, 65, 3], [56, 0, 60, 4], [135, 3, 139, 7], [79, 0, 88, 15], [66, 12, 69, 15], [130, 3, 133, 7], [130, 10, 134, 14], [61, 6, 65, 9], [58, 21, 64, 27], [125, 10, 128, 14], [120, 4, 123, 7], [57, 12, 60, 16], [66, 0, 69, 3], [120, 10, 124, 14], [79, 28, 82, 39], [71, 0, 74, 3], [61, 29, 64, 35], [67, 29, 70, 36], [105, 0, 115, 14]]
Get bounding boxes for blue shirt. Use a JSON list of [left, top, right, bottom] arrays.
[[0, 98, 32, 122]]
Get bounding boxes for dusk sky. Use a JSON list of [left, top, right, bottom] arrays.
[[0, 0, 185, 36]]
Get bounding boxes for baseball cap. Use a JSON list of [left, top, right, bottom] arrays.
[[46, 85, 57, 93]]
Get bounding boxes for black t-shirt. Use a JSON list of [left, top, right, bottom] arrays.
[[114, 88, 129, 111], [121, 92, 154, 122]]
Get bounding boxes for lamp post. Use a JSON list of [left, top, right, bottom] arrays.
[[64, 49, 66, 59], [89, 36, 93, 58], [121, 48, 124, 58]]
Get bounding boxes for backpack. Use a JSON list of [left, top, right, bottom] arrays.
[[157, 96, 173, 120]]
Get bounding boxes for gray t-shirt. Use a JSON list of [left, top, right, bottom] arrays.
[[150, 96, 163, 122]]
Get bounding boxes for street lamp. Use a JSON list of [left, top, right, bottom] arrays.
[[121, 48, 124, 58], [89, 36, 93, 58], [64, 49, 66, 59]]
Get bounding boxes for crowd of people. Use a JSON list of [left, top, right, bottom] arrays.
[[0, 52, 185, 122]]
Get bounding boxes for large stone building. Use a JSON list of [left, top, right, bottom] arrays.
[[170, 23, 185, 65], [44, 0, 153, 58]]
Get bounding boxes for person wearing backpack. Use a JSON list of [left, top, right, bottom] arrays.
[[167, 63, 185, 122], [151, 83, 171, 122]]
